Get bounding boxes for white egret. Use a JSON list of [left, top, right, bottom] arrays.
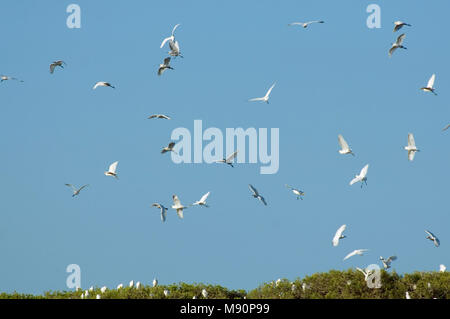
[[163, 289, 170, 297], [349, 164, 369, 188], [168, 39, 183, 58], [153, 278, 158, 287], [356, 267, 374, 281], [104, 161, 119, 179], [50, 60, 66, 74], [158, 57, 174, 76], [201, 288, 208, 298], [172, 194, 188, 219], [161, 142, 177, 154], [393, 21, 411, 32], [160, 24, 181, 49], [248, 184, 267, 206], [338, 134, 354, 156], [152, 203, 168, 222], [96, 294, 101, 299], [439, 264, 446, 272], [332, 224, 347, 247], [389, 33, 407, 57], [425, 230, 440, 247], [248, 83, 276, 104], [405, 291, 411, 299], [129, 280, 134, 288], [100, 286, 107, 293], [343, 249, 369, 261], [215, 151, 238, 167], [404, 133, 419, 161], [192, 192, 210, 207], [93, 81, 115, 90], [65, 184, 89, 197], [84, 290, 89, 298], [288, 20, 324, 28], [136, 282, 141, 289], [420, 74, 437, 95], [117, 284, 123, 289], [380, 256, 397, 269], [1, 75, 23, 83], [89, 286, 94, 292], [285, 184, 305, 200], [148, 114, 171, 120]]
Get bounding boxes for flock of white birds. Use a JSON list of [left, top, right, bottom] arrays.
[[1, 16, 447, 299]]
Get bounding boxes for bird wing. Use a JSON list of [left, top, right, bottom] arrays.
[[176, 208, 184, 219], [265, 83, 276, 99], [408, 133, 416, 147], [226, 151, 238, 163], [168, 142, 176, 149], [338, 134, 349, 151], [50, 63, 56, 74], [248, 184, 258, 196], [387, 256, 397, 262], [108, 161, 118, 173], [152, 203, 161, 208], [160, 36, 173, 48], [288, 22, 303, 26], [93, 82, 102, 90], [442, 124, 450, 131], [360, 164, 369, 178], [78, 184, 89, 192], [161, 208, 167, 222], [350, 176, 360, 186], [248, 97, 264, 102], [396, 33, 406, 45], [160, 115, 171, 119], [332, 225, 346, 246], [164, 57, 171, 66], [388, 46, 397, 57], [259, 196, 267, 206], [343, 251, 356, 260], [306, 20, 324, 24], [65, 184, 77, 192], [408, 150, 416, 161], [427, 74, 436, 89], [199, 192, 210, 203], [171, 23, 181, 36]]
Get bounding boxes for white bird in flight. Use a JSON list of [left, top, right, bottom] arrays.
[[349, 164, 369, 188], [285, 184, 305, 200], [356, 267, 374, 281], [420, 74, 437, 95], [158, 57, 174, 76], [442, 124, 450, 132], [93, 81, 115, 90], [1, 75, 24, 83], [393, 21, 411, 32], [343, 249, 369, 261], [192, 192, 210, 207], [425, 230, 440, 247], [65, 184, 89, 197], [405, 133, 420, 161], [248, 184, 267, 206], [168, 39, 183, 58], [161, 142, 177, 154], [380, 256, 397, 269], [50, 60, 66, 74], [389, 33, 407, 57], [104, 161, 119, 179], [215, 151, 238, 167], [148, 114, 171, 120], [288, 20, 324, 28], [338, 134, 354, 156], [152, 203, 168, 222], [172, 195, 188, 219], [332, 224, 347, 247], [249, 83, 276, 104], [160, 24, 181, 49]]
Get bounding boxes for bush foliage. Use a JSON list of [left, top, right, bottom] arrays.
[[0, 269, 448, 299]]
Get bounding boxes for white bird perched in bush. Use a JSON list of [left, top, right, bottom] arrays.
[[440, 264, 446, 272], [96, 294, 101, 299], [100, 286, 107, 294], [89, 286, 94, 292], [163, 289, 170, 297], [202, 288, 208, 298], [129, 280, 134, 288], [153, 278, 158, 287], [136, 282, 141, 289], [117, 283, 123, 290]]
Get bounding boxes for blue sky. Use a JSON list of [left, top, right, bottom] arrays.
[[0, 0, 449, 294]]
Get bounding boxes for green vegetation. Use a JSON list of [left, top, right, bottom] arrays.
[[0, 269, 448, 299]]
